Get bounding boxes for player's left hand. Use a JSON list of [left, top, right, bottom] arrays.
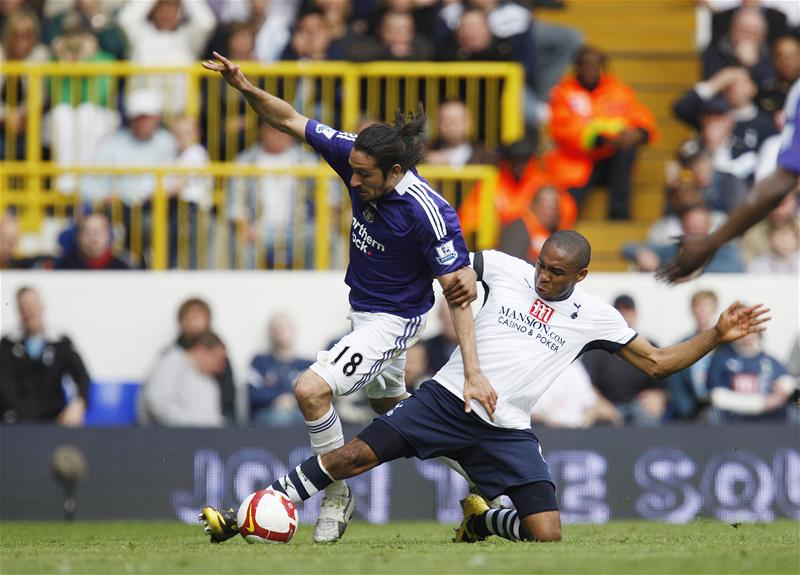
[[714, 301, 771, 343], [656, 234, 713, 284], [443, 266, 478, 309], [463, 372, 497, 422]]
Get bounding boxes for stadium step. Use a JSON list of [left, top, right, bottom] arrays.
[[536, 0, 697, 270], [536, 0, 696, 53], [574, 219, 652, 272]]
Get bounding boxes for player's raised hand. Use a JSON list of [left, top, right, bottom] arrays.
[[202, 51, 252, 93], [656, 234, 713, 284], [714, 301, 771, 343], [463, 372, 497, 422], [443, 266, 478, 309]]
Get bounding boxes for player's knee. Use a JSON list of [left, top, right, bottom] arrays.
[[294, 370, 331, 409], [520, 511, 561, 543], [536, 527, 561, 543]]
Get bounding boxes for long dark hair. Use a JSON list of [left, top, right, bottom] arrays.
[[354, 104, 426, 176]]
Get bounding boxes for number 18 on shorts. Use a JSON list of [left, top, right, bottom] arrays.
[[309, 311, 427, 400]]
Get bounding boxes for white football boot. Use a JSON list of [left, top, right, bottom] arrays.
[[313, 483, 355, 543]]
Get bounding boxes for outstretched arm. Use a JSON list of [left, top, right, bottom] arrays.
[[658, 168, 799, 283], [616, 302, 770, 379], [438, 271, 496, 420], [202, 52, 309, 140]]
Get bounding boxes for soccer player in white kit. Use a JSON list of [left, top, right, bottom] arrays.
[[199, 54, 495, 542], [201, 231, 769, 544]]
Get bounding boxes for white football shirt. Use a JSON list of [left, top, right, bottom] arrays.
[[434, 250, 637, 429]]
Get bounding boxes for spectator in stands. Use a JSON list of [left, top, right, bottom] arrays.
[[55, 213, 131, 270], [436, 8, 511, 65], [741, 189, 798, 264], [205, 0, 296, 63], [708, 332, 796, 423], [138, 331, 227, 427], [545, 46, 658, 220], [499, 185, 563, 263], [647, 179, 727, 247], [673, 67, 779, 187], [118, 0, 216, 115], [746, 220, 800, 273], [363, 0, 440, 39], [709, 1, 793, 48], [347, 9, 434, 62], [279, 9, 336, 120], [281, 9, 333, 61], [424, 301, 458, 374], [663, 137, 748, 215], [0, 8, 50, 160], [582, 295, 665, 426], [230, 120, 316, 269], [201, 21, 258, 161], [0, 0, 28, 31], [623, 205, 744, 273], [165, 115, 211, 269], [757, 35, 800, 118], [425, 99, 493, 168], [46, 11, 120, 193], [0, 211, 49, 269], [703, 5, 776, 86], [0, 286, 90, 425], [404, 342, 431, 392], [247, 312, 310, 426], [174, 298, 236, 422], [460, 138, 576, 241], [437, 0, 539, 123], [43, 0, 127, 60], [666, 290, 719, 421], [81, 89, 177, 265], [532, 362, 622, 428], [210, 21, 257, 62]]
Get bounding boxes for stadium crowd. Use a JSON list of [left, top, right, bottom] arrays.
[[0, 0, 795, 271], [1, 287, 798, 428], [1, 1, 798, 427]]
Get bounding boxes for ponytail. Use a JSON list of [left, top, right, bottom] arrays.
[[354, 103, 427, 176]]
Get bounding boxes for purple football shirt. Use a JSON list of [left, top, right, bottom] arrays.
[[306, 119, 470, 318]]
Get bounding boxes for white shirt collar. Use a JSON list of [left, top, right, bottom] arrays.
[[394, 170, 418, 195]]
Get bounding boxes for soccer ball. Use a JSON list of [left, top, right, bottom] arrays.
[[237, 489, 298, 544]]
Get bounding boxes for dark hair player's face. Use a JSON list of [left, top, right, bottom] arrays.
[[534, 244, 587, 301], [348, 149, 391, 202]]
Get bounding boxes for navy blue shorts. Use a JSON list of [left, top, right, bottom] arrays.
[[358, 380, 554, 500]]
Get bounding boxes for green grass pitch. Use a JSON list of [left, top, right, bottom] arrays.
[[1, 520, 798, 574]]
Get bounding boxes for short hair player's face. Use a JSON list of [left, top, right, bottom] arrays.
[[348, 148, 395, 202], [534, 243, 587, 301]]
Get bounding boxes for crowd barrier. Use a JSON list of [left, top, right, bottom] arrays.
[[0, 163, 499, 269], [1, 424, 797, 523], [1, 61, 524, 161]]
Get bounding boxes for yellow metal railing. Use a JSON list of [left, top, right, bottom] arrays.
[[1, 61, 517, 269], [1, 60, 524, 162], [0, 162, 499, 270]]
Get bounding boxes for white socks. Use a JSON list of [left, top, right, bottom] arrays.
[[305, 405, 348, 497]]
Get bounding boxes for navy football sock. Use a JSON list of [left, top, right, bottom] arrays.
[[469, 509, 531, 542], [270, 455, 334, 504]]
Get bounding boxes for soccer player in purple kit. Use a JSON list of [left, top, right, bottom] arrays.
[[659, 79, 800, 283], [199, 52, 495, 542]]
